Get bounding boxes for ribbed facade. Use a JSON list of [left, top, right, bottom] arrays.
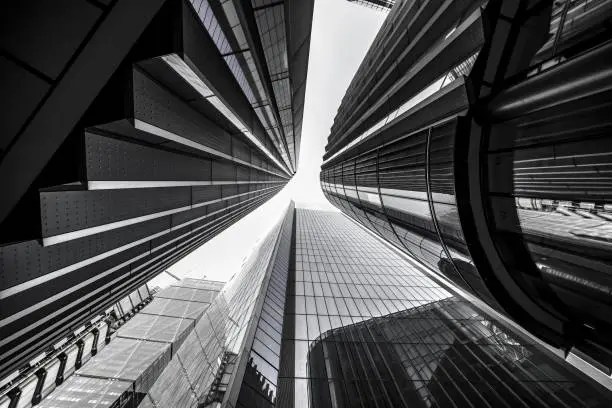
[[321, 0, 612, 375], [0, 0, 313, 381]]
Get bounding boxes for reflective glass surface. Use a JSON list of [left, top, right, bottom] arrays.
[[141, 206, 293, 407], [276, 210, 612, 407]]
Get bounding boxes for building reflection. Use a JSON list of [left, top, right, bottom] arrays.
[[307, 297, 610, 408]]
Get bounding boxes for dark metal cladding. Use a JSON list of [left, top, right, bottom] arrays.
[[0, 0, 314, 380], [321, 0, 612, 376]]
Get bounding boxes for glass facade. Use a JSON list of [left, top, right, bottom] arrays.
[[30, 279, 221, 408], [188, 0, 313, 173], [139, 203, 294, 407], [321, 0, 612, 371], [276, 209, 612, 407], [306, 298, 610, 408], [31, 207, 611, 407]]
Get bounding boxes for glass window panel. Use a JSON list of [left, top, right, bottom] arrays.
[[295, 295, 306, 314], [315, 297, 328, 315], [307, 315, 320, 341], [295, 315, 307, 340], [294, 341, 309, 378], [305, 296, 317, 315], [325, 297, 339, 315]]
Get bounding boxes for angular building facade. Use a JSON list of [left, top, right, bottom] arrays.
[[30, 278, 221, 408], [139, 201, 295, 407], [79, 204, 610, 407], [0, 0, 314, 382], [320, 0, 612, 375], [347, 0, 396, 11]]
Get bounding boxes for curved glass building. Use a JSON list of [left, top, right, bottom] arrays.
[[320, 0, 612, 375]]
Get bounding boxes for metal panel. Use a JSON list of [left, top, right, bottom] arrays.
[[0, 217, 170, 292], [41, 359, 61, 399], [116, 314, 193, 353], [40, 187, 190, 239], [212, 160, 236, 181], [37, 375, 132, 408], [97, 322, 109, 352], [63, 345, 79, 379], [15, 374, 37, 408], [141, 298, 209, 320], [155, 286, 217, 304], [84, 132, 213, 182], [133, 68, 232, 155], [80, 333, 96, 366], [77, 337, 170, 393], [192, 185, 222, 204], [0, 243, 149, 320]]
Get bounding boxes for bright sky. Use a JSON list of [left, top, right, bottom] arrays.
[[149, 0, 386, 289]]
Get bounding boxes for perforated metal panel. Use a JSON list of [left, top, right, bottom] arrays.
[[117, 314, 193, 354], [85, 132, 213, 182], [40, 187, 191, 238], [156, 286, 217, 304], [133, 68, 232, 155]]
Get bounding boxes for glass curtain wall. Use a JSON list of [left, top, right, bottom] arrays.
[[276, 210, 612, 407]]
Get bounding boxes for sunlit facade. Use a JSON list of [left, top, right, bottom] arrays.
[[277, 209, 611, 407], [116, 207, 612, 407], [139, 202, 295, 407], [320, 0, 612, 376]]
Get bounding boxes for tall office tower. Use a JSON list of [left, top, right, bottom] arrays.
[[320, 0, 612, 375], [138, 201, 295, 407], [347, 0, 396, 11], [0, 0, 314, 381], [119, 205, 611, 407], [278, 209, 611, 407]]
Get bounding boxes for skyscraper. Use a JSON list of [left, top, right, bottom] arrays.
[[320, 0, 612, 374], [107, 204, 610, 407], [0, 0, 314, 381], [278, 209, 611, 407]]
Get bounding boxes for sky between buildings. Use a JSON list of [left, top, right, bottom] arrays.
[[150, 0, 386, 289]]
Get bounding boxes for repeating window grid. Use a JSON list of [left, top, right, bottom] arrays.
[[289, 210, 451, 347], [192, 0, 232, 54], [223, 54, 257, 104], [280, 209, 607, 408], [254, 5, 289, 77], [193, 0, 292, 157]]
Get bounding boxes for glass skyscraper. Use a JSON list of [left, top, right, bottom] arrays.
[[54, 204, 608, 407], [277, 209, 611, 407]]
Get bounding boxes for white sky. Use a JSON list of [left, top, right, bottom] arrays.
[[149, 0, 386, 289]]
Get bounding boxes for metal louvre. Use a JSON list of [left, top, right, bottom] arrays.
[[327, 0, 485, 156], [322, 0, 612, 376]]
